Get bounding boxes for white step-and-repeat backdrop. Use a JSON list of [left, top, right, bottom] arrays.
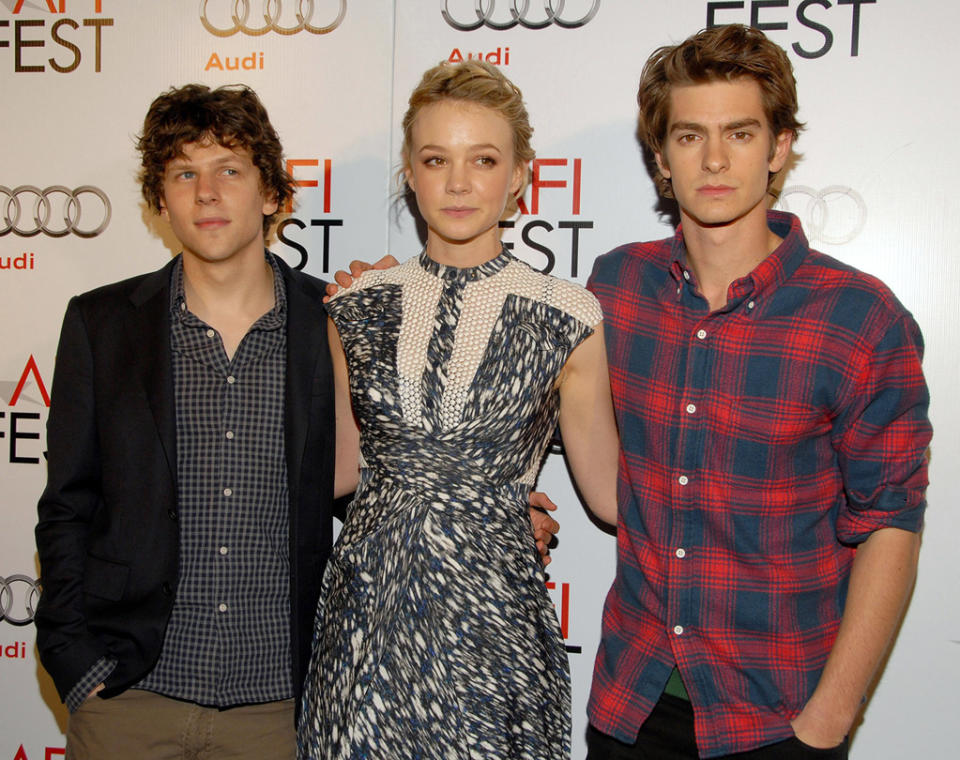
[[2, 2, 956, 758]]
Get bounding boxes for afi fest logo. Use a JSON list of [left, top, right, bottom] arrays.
[[706, 0, 877, 58], [275, 157, 342, 272], [200, 0, 347, 36], [774, 185, 867, 245], [1, 355, 49, 465], [1, 185, 111, 238], [443, 0, 600, 30], [0, 0, 114, 73], [545, 580, 580, 653], [501, 157, 593, 279], [0, 574, 40, 627], [9, 749, 65, 760]]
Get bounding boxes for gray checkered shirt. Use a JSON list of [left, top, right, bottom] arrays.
[[136, 253, 292, 707]]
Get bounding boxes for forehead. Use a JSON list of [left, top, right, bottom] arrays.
[[410, 100, 513, 146], [166, 138, 255, 168], [667, 78, 768, 127]]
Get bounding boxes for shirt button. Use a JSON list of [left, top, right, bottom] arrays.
[[673, 625, 684, 635], [223, 487, 233, 497], [219, 546, 229, 556], [678, 475, 689, 486], [225, 431, 235, 440], [218, 603, 228, 613], [206, 328, 215, 338], [226, 375, 236, 384], [179, 302, 186, 312], [683, 270, 690, 281], [676, 548, 686, 558], [685, 403, 696, 414], [696, 329, 707, 340], [747, 300, 755, 310]]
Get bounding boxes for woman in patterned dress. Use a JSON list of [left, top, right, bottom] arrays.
[[298, 61, 619, 760]]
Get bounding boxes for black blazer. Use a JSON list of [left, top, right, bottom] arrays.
[[35, 255, 336, 706]]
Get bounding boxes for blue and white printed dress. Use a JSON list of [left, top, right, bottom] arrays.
[[298, 247, 602, 760]]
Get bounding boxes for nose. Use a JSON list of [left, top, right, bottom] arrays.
[[445, 162, 469, 195], [702, 137, 729, 174], [195, 172, 218, 204]]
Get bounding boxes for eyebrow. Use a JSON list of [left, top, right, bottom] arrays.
[[669, 118, 763, 134], [166, 154, 242, 171], [416, 143, 504, 153]]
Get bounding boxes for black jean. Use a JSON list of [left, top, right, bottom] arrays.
[[585, 693, 848, 760]]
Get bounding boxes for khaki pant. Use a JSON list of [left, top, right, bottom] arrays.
[[66, 689, 296, 760]]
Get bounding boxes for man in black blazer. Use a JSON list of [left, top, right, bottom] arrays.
[[34, 84, 341, 759]]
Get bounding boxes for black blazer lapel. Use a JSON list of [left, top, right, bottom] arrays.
[[281, 260, 329, 509], [127, 259, 178, 485]]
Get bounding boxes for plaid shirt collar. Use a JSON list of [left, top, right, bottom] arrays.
[[169, 250, 287, 332], [665, 210, 810, 309]]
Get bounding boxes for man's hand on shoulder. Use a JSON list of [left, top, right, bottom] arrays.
[[323, 255, 398, 302]]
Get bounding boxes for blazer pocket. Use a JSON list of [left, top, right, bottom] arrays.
[[83, 555, 130, 602]]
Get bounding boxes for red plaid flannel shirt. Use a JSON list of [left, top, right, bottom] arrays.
[[586, 211, 931, 757]]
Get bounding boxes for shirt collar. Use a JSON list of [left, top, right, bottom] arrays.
[[418, 244, 515, 284], [170, 250, 287, 330], [667, 210, 810, 306]]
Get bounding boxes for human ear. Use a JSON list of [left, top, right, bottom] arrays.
[[654, 151, 671, 179], [261, 190, 279, 216], [768, 130, 792, 173], [510, 161, 524, 196]]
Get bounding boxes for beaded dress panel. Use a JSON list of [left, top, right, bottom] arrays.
[[298, 248, 602, 760]]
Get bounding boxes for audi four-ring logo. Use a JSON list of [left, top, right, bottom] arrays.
[[1, 185, 111, 238], [0, 575, 40, 627], [200, 0, 347, 36], [442, 0, 601, 30], [775, 185, 867, 245]]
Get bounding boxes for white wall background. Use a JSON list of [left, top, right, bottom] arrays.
[[1, 2, 955, 758]]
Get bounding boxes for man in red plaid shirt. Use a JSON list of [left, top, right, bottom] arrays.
[[585, 25, 931, 759]]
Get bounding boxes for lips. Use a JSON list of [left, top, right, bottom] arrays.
[[195, 217, 229, 229], [441, 207, 477, 218], [697, 185, 735, 197]]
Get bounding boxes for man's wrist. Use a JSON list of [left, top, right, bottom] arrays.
[[65, 657, 117, 713], [791, 700, 852, 749]]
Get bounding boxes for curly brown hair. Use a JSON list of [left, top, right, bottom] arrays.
[[637, 24, 805, 198], [137, 84, 295, 234], [400, 60, 535, 216]]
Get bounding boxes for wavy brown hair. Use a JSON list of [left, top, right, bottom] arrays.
[[637, 24, 804, 198], [400, 60, 535, 216], [137, 84, 295, 234]]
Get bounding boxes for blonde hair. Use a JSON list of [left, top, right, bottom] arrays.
[[400, 60, 534, 214]]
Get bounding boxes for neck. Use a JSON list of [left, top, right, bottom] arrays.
[[680, 204, 781, 311], [426, 228, 503, 269], [181, 249, 275, 329]]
